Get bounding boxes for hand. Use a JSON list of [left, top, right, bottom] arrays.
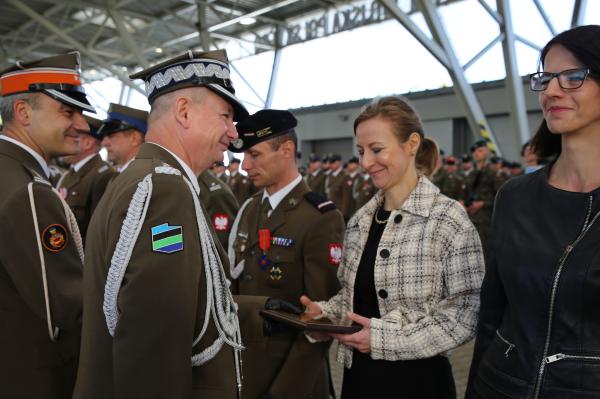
[[330, 312, 371, 353], [467, 200, 484, 215], [262, 298, 302, 336], [300, 295, 322, 318]]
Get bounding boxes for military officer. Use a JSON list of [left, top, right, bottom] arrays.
[[353, 171, 376, 210], [463, 140, 497, 252], [227, 109, 344, 399], [326, 154, 354, 221], [74, 49, 266, 399], [57, 115, 116, 241], [0, 52, 91, 398], [227, 156, 252, 203], [434, 156, 465, 201], [213, 160, 228, 182], [305, 154, 326, 196], [198, 165, 239, 249], [99, 103, 147, 172]]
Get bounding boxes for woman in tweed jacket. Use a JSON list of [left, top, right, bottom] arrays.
[[301, 96, 485, 398]]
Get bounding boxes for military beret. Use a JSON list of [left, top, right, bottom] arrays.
[[445, 156, 457, 165], [0, 51, 95, 113], [214, 161, 225, 167], [84, 115, 103, 140], [129, 49, 248, 122], [470, 139, 490, 153], [308, 154, 321, 163], [97, 103, 148, 136], [347, 156, 359, 164], [490, 156, 502, 164], [229, 157, 241, 164], [322, 155, 331, 163], [461, 154, 472, 163], [329, 153, 342, 162], [228, 109, 297, 153]]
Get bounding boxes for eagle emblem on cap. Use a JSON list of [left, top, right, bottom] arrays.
[[230, 138, 244, 149]]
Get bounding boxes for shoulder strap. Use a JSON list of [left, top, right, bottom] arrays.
[[304, 191, 336, 213]]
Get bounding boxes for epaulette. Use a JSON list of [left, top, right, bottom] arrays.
[[304, 191, 336, 213], [23, 165, 51, 186]]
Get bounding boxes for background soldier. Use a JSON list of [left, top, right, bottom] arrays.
[[326, 153, 354, 221], [227, 157, 252, 203], [56, 115, 116, 241], [0, 52, 91, 398], [98, 103, 147, 172], [228, 109, 344, 399], [353, 170, 376, 210], [212, 160, 228, 182], [305, 154, 326, 196], [434, 156, 464, 201], [74, 49, 265, 399]]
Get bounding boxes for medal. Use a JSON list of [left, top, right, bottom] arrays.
[[258, 229, 271, 270]]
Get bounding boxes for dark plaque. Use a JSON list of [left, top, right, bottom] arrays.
[[260, 309, 362, 334]]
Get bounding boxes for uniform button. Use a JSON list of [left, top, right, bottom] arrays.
[[394, 214, 402, 223], [378, 289, 388, 299], [380, 249, 390, 258], [242, 274, 253, 282]]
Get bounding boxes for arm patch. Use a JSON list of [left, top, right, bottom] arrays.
[[304, 192, 336, 213]]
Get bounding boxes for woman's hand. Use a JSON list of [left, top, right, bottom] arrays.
[[330, 312, 371, 353], [300, 295, 322, 318]]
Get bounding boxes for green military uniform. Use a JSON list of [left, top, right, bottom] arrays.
[[198, 170, 239, 250], [433, 169, 465, 201], [57, 154, 115, 241], [305, 168, 326, 197], [74, 143, 265, 398], [354, 174, 377, 210], [463, 164, 497, 250], [326, 169, 354, 221], [228, 171, 252, 204], [0, 139, 84, 398], [230, 181, 344, 399]]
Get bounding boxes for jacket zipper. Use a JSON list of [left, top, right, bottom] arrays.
[[533, 196, 600, 398], [496, 330, 515, 357], [546, 353, 600, 364]]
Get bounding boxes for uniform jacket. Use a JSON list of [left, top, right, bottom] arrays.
[[0, 139, 83, 398], [198, 170, 239, 250], [318, 176, 485, 368], [57, 154, 115, 241], [230, 180, 344, 399], [433, 169, 465, 201], [326, 169, 354, 221], [228, 171, 252, 204], [353, 175, 376, 210], [466, 167, 600, 399], [74, 143, 265, 399], [463, 164, 498, 247], [306, 169, 326, 197]]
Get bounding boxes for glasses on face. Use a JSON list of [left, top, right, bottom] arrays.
[[529, 68, 590, 91]]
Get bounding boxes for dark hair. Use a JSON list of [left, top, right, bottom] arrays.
[[354, 96, 436, 176], [531, 25, 600, 158]]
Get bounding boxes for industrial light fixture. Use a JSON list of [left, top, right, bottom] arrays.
[[240, 17, 256, 25], [155, 47, 164, 54]]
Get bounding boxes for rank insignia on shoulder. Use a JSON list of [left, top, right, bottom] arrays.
[[42, 224, 68, 252], [151, 223, 183, 254], [328, 243, 343, 266], [213, 214, 229, 231], [304, 192, 336, 213], [209, 183, 221, 192]]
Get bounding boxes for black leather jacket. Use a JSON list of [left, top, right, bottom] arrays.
[[466, 166, 600, 399]]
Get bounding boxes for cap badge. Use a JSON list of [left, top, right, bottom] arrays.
[[256, 127, 272, 138], [231, 138, 244, 150]]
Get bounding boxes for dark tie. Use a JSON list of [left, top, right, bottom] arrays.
[[259, 197, 272, 227]]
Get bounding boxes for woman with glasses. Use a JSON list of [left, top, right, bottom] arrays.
[[300, 96, 485, 399], [466, 25, 600, 398]]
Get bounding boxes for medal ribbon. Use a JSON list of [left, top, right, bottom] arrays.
[[259, 229, 271, 252]]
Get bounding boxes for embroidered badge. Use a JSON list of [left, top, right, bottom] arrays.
[[209, 183, 221, 192], [42, 224, 68, 252], [288, 198, 297, 206], [151, 223, 183, 254], [269, 266, 283, 281], [59, 187, 68, 199], [271, 236, 294, 247], [328, 243, 343, 266], [213, 214, 229, 231]]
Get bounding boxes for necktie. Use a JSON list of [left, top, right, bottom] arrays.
[[260, 197, 272, 227]]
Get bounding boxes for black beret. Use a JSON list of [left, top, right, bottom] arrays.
[[329, 153, 342, 162], [229, 157, 241, 164], [228, 109, 297, 152], [461, 154, 472, 163], [308, 154, 321, 163], [470, 139, 490, 153], [348, 156, 359, 164]]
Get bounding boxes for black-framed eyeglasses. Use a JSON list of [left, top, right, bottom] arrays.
[[529, 68, 590, 91]]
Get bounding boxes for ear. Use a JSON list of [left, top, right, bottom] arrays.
[[174, 97, 191, 129], [13, 99, 33, 126], [280, 140, 295, 159], [407, 132, 421, 155]]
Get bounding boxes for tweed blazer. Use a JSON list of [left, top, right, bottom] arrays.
[[318, 176, 485, 368]]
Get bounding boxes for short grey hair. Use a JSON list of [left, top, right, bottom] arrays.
[[148, 87, 207, 125], [0, 93, 39, 124]]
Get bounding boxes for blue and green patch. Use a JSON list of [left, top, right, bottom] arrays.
[[151, 223, 183, 254]]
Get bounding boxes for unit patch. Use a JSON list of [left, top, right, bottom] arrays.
[[328, 243, 343, 266], [269, 266, 283, 281], [42, 224, 68, 252], [213, 214, 230, 231], [151, 223, 183, 254]]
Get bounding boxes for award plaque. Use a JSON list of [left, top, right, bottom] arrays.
[[259, 309, 362, 334]]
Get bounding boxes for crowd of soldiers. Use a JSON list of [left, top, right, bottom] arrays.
[[0, 47, 543, 399]]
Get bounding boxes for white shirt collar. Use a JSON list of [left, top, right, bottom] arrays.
[[148, 142, 201, 195], [0, 135, 50, 178], [117, 157, 135, 173], [348, 170, 358, 178], [72, 153, 97, 172], [332, 167, 343, 177], [262, 174, 302, 213], [311, 168, 321, 176]]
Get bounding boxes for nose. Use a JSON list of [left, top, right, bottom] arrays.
[[72, 111, 87, 133], [101, 136, 109, 147], [360, 152, 372, 171], [542, 75, 564, 97], [228, 119, 238, 141], [242, 156, 251, 171]]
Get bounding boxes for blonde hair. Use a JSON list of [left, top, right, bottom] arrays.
[[353, 96, 438, 177]]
